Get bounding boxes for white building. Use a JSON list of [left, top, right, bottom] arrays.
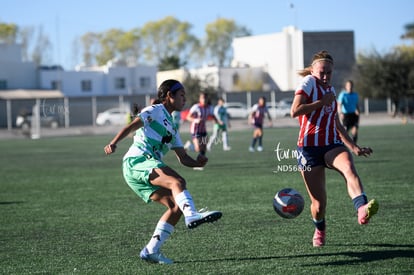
[[40, 61, 157, 97], [232, 26, 304, 91], [0, 44, 37, 89]]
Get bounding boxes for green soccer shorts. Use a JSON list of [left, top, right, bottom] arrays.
[[122, 155, 166, 203]]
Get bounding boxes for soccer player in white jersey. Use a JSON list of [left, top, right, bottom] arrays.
[[104, 79, 222, 264], [186, 92, 215, 169], [290, 50, 378, 247], [207, 97, 231, 151]]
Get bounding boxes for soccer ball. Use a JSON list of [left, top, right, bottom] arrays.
[[273, 188, 305, 219]]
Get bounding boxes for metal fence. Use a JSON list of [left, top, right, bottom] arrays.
[[0, 91, 392, 130]]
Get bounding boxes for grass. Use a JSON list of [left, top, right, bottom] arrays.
[[1, 124, 413, 274]]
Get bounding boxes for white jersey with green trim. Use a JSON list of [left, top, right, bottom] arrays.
[[214, 105, 228, 124], [123, 104, 183, 161]]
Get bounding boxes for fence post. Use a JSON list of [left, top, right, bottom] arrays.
[[386, 97, 393, 115], [92, 96, 97, 127], [31, 99, 41, 139], [247, 91, 252, 108], [64, 97, 70, 128], [364, 98, 369, 115], [6, 99, 12, 130]]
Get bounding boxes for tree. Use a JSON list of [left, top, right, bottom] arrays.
[[401, 22, 414, 41], [182, 73, 217, 105], [95, 28, 125, 65], [204, 18, 251, 67], [80, 32, 100, 66], [353, 50, 414, 116], [116, 28, 142, 66], [140, 16, 200, 69], [158, 55, 185, 71], [31, 26, 52, 66], [19, 26, 34, 62], [0, 22, 18, 43]]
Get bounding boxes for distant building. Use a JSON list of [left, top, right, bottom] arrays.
[[232, 26, 355, 91], [39, 61, 157, 97], [158, 26, 355, 93], [0, 43, 158, 97], [0, 43, 37, 89]]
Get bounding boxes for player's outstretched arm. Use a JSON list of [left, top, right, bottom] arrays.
[[104, 117, 143, 155], [173, 147, 208, 168]]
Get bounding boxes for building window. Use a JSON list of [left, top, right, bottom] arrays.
[[139, 77, 151, 88], [115, 77, 126, 89], [0, 80, 7, 89], [232, 73, 239, 86], [51, 80, 62, 90], [81, 80, 92, 92]]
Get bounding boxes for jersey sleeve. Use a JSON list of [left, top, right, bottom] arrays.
[[337, 91, 344, 104], [189, 104, 199, 118], [171, 131, 183, 148], [137, 105, 155, 125], [251, 104, 258, 114], [295, 75, 314, 98]]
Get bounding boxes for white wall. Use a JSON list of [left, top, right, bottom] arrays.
[[0, 62, 37, 89], [0, 44, 22, 62], [40, 64, 157, 97], [232, 26, 304, 91], [0, 44, 38, 89]]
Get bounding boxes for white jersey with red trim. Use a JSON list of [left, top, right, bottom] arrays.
[[295, 75, 342, 147]]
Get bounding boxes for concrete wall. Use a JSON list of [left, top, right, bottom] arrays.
[[303, 31, 355, 90]]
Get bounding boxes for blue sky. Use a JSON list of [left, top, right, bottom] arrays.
[[2, 0, 413, 70]]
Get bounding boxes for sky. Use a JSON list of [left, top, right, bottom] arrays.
[[1, 0, 413, 70]]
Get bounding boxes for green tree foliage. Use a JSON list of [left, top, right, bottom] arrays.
[[158, 55, 185, 71], [0, 22, 18, 43], [401, 22, 414, 40], [95, 28, 142, 66], [353, 50, 414, 115], [140, 16, 200, 69], [182, 73, 217, 105], [204, 18, 251, 67], [31, 26, 52, 66], [80, 32, 100, 66], [96, 28, 124, 65]]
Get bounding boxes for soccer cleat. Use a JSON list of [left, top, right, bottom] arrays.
[[312, 229, 326, 247], [223, 146, 231, 151], [140, 247, 173, 264], [249, 146, 255, 152], [185, 209, 222, 229], [257, 146, 263, 152], [358, 199, 379, 225]]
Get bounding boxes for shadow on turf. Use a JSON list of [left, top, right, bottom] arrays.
[[175, 244, 414, 265], [0, 201, 25, 205]]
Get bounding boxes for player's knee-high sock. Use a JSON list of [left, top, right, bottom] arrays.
[[313, 218, 326, 231], [146, 220, 174, 253], [222, 132, 229, 148], [258, 136, 263, 147], [251, 137, 257, 147], [175, 190, 197, 217], [352, 193, 367, 210]]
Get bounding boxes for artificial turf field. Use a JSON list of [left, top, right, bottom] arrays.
[[1, 124, 413, 274]]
